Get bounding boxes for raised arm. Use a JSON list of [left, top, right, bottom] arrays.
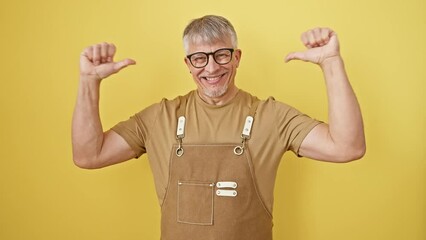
[[72, 43, 137, 169], [285, 28, 366, 162]]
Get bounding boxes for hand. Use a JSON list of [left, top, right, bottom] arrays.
[[80, 42, 136, 81], [285, 28, 340, 66]]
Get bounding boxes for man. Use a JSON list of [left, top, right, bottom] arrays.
[[72, 15, 365, 239]]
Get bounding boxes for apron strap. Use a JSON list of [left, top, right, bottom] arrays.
[[248, 96, 260, 118], [175, 95, 188, 157], [177, 95, 188, 119], [240, 97, 261, 138], [234, 97, 261, 155]]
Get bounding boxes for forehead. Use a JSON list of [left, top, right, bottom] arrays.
[[187, 37, 233, 54]]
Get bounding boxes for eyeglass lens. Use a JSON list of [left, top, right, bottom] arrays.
[[189, 49, 233, 68]]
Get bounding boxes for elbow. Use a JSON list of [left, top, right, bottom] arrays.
[[72, 144, 105, 169], [336, 142, 366, 163], [341, 147, 366, 163], [72, 155, 99, 169], [353, 143, 367, 160]]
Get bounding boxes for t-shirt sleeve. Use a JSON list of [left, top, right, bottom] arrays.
[[272, 98, 322, 156], [110, 102, 161, 158]]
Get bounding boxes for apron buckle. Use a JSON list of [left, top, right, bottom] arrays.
[[176, 136, 184, 157], [234, 135, 248, 156], [233, 146, 244, 155]]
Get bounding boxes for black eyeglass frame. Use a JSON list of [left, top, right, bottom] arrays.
[[186, 48, 235, 68]]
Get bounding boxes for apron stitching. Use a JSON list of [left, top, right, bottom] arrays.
[[244, 147, 274, 219]]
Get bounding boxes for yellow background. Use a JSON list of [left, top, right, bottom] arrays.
[[0, 0, 424, 239]]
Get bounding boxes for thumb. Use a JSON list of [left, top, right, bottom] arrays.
[[113, 58, 136, 72], [284, 51, 307, 63]]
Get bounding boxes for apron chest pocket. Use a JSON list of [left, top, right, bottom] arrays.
[[177, 181, 214, 225]]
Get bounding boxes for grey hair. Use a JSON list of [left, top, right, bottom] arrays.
[[183, 15, 238, 54]]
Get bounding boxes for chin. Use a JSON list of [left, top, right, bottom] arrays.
[[203, 85, 228, 98]]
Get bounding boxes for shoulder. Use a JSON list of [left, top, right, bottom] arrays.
[[236, 89, 261, 108], [256, 95, 295, 115], [235, 91, 298, 117]]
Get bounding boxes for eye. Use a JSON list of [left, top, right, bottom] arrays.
[[191, 54, 207, 63], [215, 50, 231, 59], [216, 53, 228, 58], [214, 50, 232, 63]]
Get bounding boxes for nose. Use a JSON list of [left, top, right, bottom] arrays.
[[204, 54, 220, 72]]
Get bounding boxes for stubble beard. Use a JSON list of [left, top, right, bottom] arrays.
[[203, 84, 228, 98]]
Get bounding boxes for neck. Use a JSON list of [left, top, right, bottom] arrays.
[[197, 86, 239, 106]]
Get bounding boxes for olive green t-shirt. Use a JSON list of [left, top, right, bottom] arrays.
[[111, 89, 321, 214]]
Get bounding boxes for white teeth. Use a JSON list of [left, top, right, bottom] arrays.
[[206, 76, 220, 81], [203, 75, 223, 81]]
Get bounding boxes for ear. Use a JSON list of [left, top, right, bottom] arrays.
[[184, 57, 192, 69], [234, 49, 242, 68]]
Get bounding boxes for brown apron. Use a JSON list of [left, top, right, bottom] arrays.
[[160, 95, 273, 240]]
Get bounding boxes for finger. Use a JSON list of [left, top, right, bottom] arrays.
[[320, 28, 331, 45], [306, 31, 316, 49], [107, 43, 116, 63], [81, 46, 93, 61], [312, 28, 324, 47], [100, 42, 109, 63], [284, 51, 306, 62], [93, 44, 101, 65], [300, 33, 311, 49], [113, 58, 136, 72]]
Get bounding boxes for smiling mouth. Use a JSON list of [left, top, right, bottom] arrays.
[[201, 73, 226, 84]]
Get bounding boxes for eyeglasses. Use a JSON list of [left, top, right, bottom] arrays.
[[186, 48, 235, 68]]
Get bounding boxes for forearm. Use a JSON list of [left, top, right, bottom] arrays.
[[71, 77, 104, 167], [321, 56, 365, 157]]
